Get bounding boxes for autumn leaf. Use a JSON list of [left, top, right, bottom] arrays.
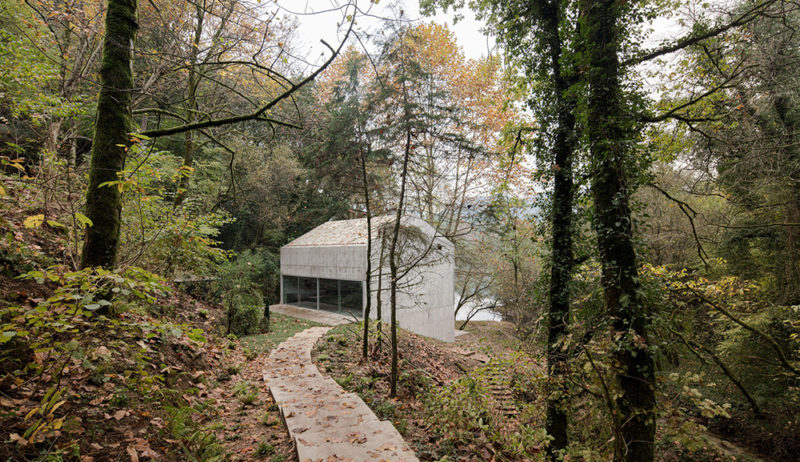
[[126, 444, 139, 462], [74, 212, 93, 227], [23, 214, 44, 228]]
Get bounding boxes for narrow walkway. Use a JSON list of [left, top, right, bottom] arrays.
[[264, 327, 419, 462], [270, 304, 355, 326]]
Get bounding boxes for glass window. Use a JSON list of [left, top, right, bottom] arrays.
[[282, 275, 362, 318], [319, 278, 338, 311], [298, 277, 317, 309], [339, 280, 363, 317], [282, 275, 298, 304]]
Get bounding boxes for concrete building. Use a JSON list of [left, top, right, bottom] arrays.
[[279, 216, 455, 342]]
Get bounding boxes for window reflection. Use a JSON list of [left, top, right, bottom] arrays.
[[282, 275, 362, 318], [298, 277, 317, 309], [319, 278, 338, 310], [282, 275, 298, 304]]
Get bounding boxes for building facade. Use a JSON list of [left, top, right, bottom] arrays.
[[279, 216, 455, 342]]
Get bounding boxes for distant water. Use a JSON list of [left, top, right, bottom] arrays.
[[454, 292, 502, 321], [456, 309, 502, 321]]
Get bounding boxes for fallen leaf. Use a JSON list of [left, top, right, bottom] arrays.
[[126, 445, 138, 462], [23, 214, 44, 229], [9, 433, 27, 447]]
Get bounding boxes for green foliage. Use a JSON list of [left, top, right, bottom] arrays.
[[226, 364, 242, 376], [0, 2, 85, 125], [424, 356, 548, 460], [116, 146, 233, 276], [225, 291, 264, 337], [213, 248, 278, 303], [243, 346, 258, 361], [260, 411, 277, 426], [162, 405, 226, 461], [1, 266, 168, 371], [212, 248, 280, 337], [0, 265, 213, 449], [255, 441, 275, 456], [232, 380, 259, 406]]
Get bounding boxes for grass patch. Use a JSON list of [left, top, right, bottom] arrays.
[[255, 441, 276, 456], [232, 380, 259, 406], [239, 313, 322, 355]]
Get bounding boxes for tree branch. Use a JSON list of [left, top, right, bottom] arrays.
[[623, 0, 778, 66], [138, 18, 355, 138]]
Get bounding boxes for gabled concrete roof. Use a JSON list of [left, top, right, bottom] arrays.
[[283, 215, 449, 248]]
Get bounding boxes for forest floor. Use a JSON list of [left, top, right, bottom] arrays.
[[312, 320, 534, 461], [0, 263, 318, 462], [311, 320, 777, 462]]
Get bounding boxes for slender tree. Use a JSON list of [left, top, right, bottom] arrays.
[[361, 143, 373, 360]]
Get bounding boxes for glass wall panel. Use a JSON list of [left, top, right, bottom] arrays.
[[298, 277, 317, 309], [339, 280, 363, 317], [318, 278, 338, 311], [282, 275, 298, 304]]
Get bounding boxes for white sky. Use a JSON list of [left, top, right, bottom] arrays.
[[275, 0, 496, 64], [276, 0, 730, 101]]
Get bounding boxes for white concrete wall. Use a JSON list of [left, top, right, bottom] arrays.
[[367, 234, 455, 343], [280, 245, 366, 281]]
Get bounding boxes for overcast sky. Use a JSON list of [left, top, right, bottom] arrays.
[[276, 0, 726, 102], [275, 0, 496, 63], [277, 0, 699, 66]]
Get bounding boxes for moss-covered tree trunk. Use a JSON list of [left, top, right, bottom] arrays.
[[80, 0, 138, 268], [583, 1, 656, 460], [538, 0, 578, 457]]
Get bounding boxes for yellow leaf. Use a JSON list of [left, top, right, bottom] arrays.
[[47, 400, 66, 416], [0, 184, 6, 195], [24, 407, 38, 421], [23, 214, 44, 229]]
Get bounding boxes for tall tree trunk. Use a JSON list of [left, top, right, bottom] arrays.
[[81, 0, 138, 268], [361, 148, 373, 360], [538, 0, 578, 457], [174, 2, 204, 207], [583, 1, 656, 461], [389, 128, 412, 398]]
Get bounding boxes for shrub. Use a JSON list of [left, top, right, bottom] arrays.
[[255, 442, 275, 456], [225, 291, 264, 336], [213, 248, 278, 304]]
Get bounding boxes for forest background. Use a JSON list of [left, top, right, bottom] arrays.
[[0, 0, 799, 460]]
